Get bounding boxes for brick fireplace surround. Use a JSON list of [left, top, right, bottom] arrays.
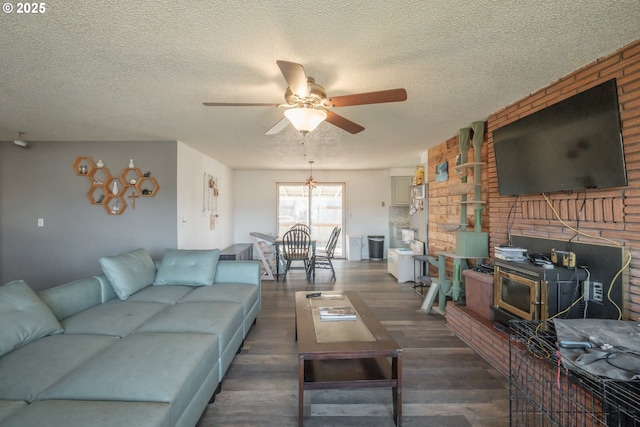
[[427, 39, 640, 377], [446, 303, 510, 376]]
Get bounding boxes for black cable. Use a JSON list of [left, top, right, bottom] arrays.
[[577, 346, 640, 376], [605, 349, 640, 375], [506, 195, 519, 245], [562, 279, 582, 319]]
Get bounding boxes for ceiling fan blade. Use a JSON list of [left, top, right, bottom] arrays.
[[203, 102, 279, 107], [276, 60, 309, 98], [265, 117, 290, 135], [325, 110, 365, 134], [327, 88, 407, 107]]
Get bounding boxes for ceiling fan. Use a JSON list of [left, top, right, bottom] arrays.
[[203, 60, 407, 135]]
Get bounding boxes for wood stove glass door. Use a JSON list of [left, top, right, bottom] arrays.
[[495, 268, 540, 320]]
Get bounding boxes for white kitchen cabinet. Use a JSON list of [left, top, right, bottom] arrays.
[[391, 176, 411, 206]]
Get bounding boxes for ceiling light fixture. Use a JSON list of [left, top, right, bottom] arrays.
[[305, 160, 317, 189], [13, 132, 28, 148], [284, 107, 327, 134]]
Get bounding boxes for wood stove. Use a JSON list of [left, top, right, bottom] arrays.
[[493, 259, 587, 326]]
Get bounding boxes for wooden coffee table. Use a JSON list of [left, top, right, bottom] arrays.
[[295, 291, 402, 426]]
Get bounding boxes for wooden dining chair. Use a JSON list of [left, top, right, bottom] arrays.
[[281, 228, 312, 282], [290, 223, 311, 234], [312, 226, 341, 281]]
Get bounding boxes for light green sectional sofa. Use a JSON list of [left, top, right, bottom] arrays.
[[0, 248, 261, 427]]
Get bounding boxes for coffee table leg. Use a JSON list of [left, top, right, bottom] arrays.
[[392, 353, 403, 426], [298, 355, 304, 426]]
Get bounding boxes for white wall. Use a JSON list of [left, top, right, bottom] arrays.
[[234, 169, 391, 259], [176, 142, 235, 249]]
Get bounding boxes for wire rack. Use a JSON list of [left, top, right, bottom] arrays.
[[509, 320, 640, 426]]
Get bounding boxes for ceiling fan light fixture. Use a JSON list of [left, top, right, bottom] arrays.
[[284, 107, 327, 134], [204, 60, 406, 135]]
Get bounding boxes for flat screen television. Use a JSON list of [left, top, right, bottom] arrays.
[[492, 78, 627, 196]]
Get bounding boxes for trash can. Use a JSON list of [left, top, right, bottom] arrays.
[[367, 235, 385, 261], [347, 235, 363, 261]]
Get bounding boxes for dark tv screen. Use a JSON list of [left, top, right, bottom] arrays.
[[492, 78, 627, 196]]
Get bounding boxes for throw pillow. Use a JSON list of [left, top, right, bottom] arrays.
[[154, 249, 220, 286], [99, 248, 156, 300], [0, 280, 64, 357]]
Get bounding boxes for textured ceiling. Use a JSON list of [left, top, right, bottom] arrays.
[[1, 1, 640, 170]]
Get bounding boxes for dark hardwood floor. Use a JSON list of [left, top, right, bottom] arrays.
[[197, 259, 510, 426]]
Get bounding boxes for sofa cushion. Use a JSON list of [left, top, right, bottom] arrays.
[[126, 285, 194, 304], [0, 400, 171, 427], [0, 280, 64, 357], [38, 277, 103, 321], [134, 301, 244, 380], [134, 302, 243, 348], [213, 260, 261, 285], [154, 249, 220, 286], [40, 333, 219, 427], [61, 301, 168, 337], [99, 248, 156, 300], [179, 283, 259, 317], [0, 334, 118, 402], [0, 400, 26, 424]]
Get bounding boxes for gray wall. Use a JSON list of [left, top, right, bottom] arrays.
[[0, 140, 178, 291]]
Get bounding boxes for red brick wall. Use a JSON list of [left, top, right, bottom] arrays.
[[428, 39, 640, 318], [445, 302, 510, 377], [427, 132, 491, 276]]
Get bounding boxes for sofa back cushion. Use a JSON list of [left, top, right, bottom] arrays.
[[38, 277, 103, 321], [0, 280, 64, 357], [94, 274, 118, 303], [153, 249, 220, 286], [99, 248, 156, 300], [214, 260, 261, 285]]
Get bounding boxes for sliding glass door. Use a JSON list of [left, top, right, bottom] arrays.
[[277, 183, 345, 257]]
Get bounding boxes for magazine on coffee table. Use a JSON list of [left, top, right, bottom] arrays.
[[319, 306, 357, 321]]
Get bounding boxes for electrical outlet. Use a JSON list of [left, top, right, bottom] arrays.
[[584, 280, 604, 302], [592, 281, 603, 303]]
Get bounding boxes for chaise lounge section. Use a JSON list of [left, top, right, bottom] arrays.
[[0, 247, 261, 427]]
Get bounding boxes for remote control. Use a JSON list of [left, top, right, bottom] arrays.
[[306, 292, 321, 298]]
